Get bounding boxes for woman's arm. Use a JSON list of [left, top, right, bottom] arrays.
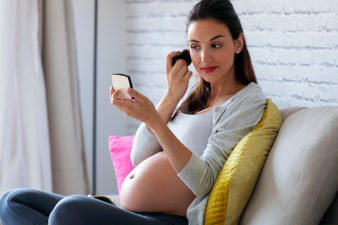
[[147, 51, 193, 133], [122, 51, 193, 166], [111, 86, 193, 173], [147, 111, 193, 173], [130, 90, 185, 166], [129, 89, 182, 166]]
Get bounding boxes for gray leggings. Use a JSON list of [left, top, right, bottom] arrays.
[[0, 188, 188, 225]]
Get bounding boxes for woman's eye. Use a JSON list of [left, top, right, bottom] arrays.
[[212, 44, 222, 48], [190, 45, 200, 51]]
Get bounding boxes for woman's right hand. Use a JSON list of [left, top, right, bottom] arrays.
[[165, 51, 193, 101], [144, 51, 193, 127]]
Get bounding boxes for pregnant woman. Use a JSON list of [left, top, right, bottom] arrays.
[[0, 0, 266, 225]]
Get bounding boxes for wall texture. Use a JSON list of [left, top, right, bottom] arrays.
[[73, 0, 129, 194], [124, 0, 338, 133]]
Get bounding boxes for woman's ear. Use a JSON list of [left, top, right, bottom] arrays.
[[234, 33, 244, 54]]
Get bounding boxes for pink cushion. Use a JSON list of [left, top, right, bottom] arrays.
[[108, 136, 135, 193]]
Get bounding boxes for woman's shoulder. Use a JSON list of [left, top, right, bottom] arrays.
[[213, 82, 266, 125], [233, 82, 265, 102], [218, 82, 266, 110]]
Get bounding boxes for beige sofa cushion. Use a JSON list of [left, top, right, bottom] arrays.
[[240, 106, 338, 225]]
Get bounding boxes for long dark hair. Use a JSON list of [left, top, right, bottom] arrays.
[[178, 0, 257, 115]]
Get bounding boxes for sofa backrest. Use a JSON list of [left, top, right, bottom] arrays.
[[239, 106, 338, 225]]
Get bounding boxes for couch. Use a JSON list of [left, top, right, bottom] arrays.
[[109, 105, 338, 225], [239, 106, 338, 225]]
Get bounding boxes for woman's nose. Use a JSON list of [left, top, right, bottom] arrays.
[[200, 49, 211, 63]]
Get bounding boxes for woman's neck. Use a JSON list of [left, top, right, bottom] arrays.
[[208, 80, 246, 107]]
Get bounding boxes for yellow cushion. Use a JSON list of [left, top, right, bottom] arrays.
[[204, 98, 282, 225]]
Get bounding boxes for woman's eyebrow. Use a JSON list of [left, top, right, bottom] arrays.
[[189, 35, 225, 43], [209, 35, 225, 41]]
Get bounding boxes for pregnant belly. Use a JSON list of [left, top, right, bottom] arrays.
[[119, 152, 196, 216]]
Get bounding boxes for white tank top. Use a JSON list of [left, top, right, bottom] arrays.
[[167, 110, 213, 157]]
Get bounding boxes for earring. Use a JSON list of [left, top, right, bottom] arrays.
[[236, 51, 240, 54]]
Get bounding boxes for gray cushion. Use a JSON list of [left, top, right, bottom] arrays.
[[240, 106, 338, 225]]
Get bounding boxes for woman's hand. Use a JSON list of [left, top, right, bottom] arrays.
[[110, 86, 193, 175], [110, 86, 162, 126], [166, 51, 193, 101]]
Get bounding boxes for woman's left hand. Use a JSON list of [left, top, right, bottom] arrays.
[[110, 86, 161, 126]]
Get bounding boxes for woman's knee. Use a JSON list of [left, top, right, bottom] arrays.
[[0, 188, 59, 210], [0, 189, 14, 211], [0, 189, 34, 224], [0, 188, 26, 211], [49, 195, 88, 225]]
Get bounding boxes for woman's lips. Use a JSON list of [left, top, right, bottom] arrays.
[[201, 66, 217, 73]]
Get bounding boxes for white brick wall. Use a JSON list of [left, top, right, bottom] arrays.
[[124, 0, 338, 133]]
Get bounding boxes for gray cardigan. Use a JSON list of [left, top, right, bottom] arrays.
[[131, 82, 266, 225]]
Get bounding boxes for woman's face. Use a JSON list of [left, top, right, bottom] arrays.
[[187, 19, 240, 85]]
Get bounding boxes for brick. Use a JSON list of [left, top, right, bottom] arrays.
[[127, 59, 165, 72], [126, 2, 195, 18], [314, 49, 338, 67], [321, 85, 338, 101], [305, 66, 338, 84], [232, 0, 266, 15], [126, 45, 179, 58], [308, 0, 333, 13], [127, 32, 187, 46], [333, 0, 338, 12], [245, 32, 266, 48], [266, 1, 285, 14], [267, 15, 297, 32], [127, 16, 187, 32], [259, 79, 288, 96], [255, 64, 284, 82], [325, 13, 338, 31], [289, 1, 312, 13], [239, 15, 264, 32], [310, 32, 338, 49]]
